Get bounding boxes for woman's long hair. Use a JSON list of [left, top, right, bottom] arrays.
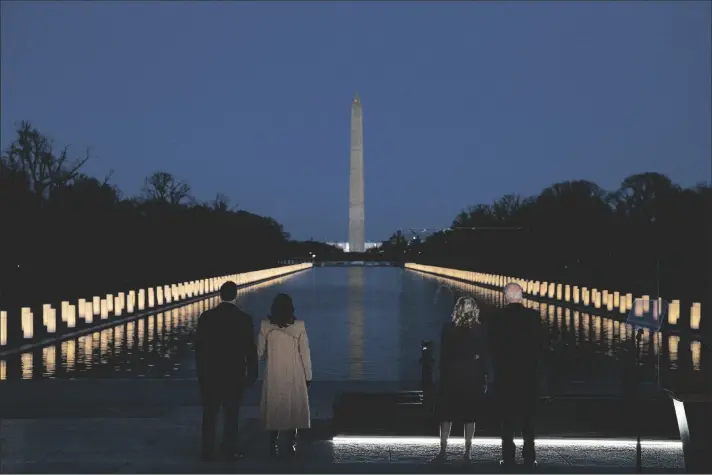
[[451, 296, 481, 329], [269, 293, 295, 328]]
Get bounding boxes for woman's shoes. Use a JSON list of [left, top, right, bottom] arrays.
[[287, 430, 298, 457], [430, 450, 446, 464], [269, 431, 279, 458]]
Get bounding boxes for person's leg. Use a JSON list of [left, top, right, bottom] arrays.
[[200, 388, 220, 459], [464, 422, 475, 461], [269, 431, 279, 457], [499, 398, 516, 466], [221, 384, 244, 455], [431, 421, 452, 462], [286, 429, 298, 456], [522, 398, 537, 468]]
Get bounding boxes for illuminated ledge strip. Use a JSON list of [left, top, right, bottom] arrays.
[[332, 436, 682, 449]]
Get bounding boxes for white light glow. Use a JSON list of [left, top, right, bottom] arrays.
[[331, 436, 682, 449]]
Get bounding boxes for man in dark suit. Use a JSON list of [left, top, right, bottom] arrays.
[[195, 281, 258, 460], [488, 282, 544, 470]]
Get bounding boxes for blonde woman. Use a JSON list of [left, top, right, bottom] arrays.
[[432, 296, 489, 463], [258, 293, 312, 457]]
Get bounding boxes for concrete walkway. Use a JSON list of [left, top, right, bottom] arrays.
[[0, 380, 685, 473]]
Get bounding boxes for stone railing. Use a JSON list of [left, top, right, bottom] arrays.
[[405, 263, 703, 332], [0, 263, 312, 352]]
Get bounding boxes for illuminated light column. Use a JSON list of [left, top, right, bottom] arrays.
[[138, 289, 145, 311], [100, 300, 109, 319], [607, 294, 614, 312], [114, 296, 122, 317], [67, 305, 76, 328], [573, 286, 580, 304], [46, 307, 57, 333], [613, 291, 620, 308], [92, 296, 101, 316], [148, 288, 155, 308], [84, 302, 93, 324], [634, 299, 644, 318], [117, 292, 125, 313], [42, 304, 51, 328], [348, 93, 365, 253], [548, 283, 555, 299], [78, 298, 86, 320], [653, 297, 663, 324], [127, 291, 135, 313], [106, 294, 114, 313], [60, 301, 69, 322], [21, 308, 33, 339], [690, 303, 701, 330], [157, 287, 164, 306], [165, 285, 172, 304], [668, 300, 680, 325], [582, 288, 589, 306], [564, 285, 570, 302], [1, 310, 7, 345], [556, 284, 563, 300], [641, 295, 650, 313]]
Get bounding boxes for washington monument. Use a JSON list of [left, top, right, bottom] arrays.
[[349, 93, 365, 252]]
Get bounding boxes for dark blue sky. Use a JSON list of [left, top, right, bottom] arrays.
[[2, 2, 710, 242]]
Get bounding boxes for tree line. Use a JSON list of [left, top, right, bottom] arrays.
[[380, 173, 711, 332], [0, 121, 331, 313]]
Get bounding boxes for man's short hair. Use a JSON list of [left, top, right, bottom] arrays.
[[220, 281, 238, 301], [503, 282, 523, 303]]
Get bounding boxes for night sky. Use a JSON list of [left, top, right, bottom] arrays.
[[2, 2, 710, 242]]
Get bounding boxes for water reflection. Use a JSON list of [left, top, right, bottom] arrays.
[[21, 353, 32, 379], [413, 270, 708, 394], [348, 267, 365, 379], [0, 268, 707, 395], [42, 346, 55, 378], [0, 274, 297, 381]]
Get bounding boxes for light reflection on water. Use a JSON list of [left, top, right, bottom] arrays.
[[420, 271, 708, 393], [0, 268, 708, 395]]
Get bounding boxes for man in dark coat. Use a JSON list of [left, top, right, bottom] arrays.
[[488, 282, 544, 470], [195, 281, 258, 460]]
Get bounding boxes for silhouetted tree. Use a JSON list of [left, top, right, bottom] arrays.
[[1, 121, 89, 200], [0, 123, 300, 321], [401, 172, 710, 335], [141, 171, 193, 205]]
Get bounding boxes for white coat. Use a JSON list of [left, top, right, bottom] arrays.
[[257, 319, 312, 430]]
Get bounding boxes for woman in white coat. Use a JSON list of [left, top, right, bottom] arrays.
[[257, 293, 312, 457]]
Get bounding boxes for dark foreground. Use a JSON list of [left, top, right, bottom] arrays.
[[0, 380, 685, 474]]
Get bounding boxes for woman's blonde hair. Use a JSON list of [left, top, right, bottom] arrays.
[[451, 296, 481, 328]]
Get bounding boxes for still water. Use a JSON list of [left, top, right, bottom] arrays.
[[0, 267, 707, 395]]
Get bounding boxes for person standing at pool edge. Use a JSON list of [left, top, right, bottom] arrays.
[[488, 282, 544, 470], [194, 281, 258, 461], [258, 293, 312, 457], [431, 296, 489, 464]]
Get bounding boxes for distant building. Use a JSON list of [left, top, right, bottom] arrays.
[[327, 242, 381, 253]]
